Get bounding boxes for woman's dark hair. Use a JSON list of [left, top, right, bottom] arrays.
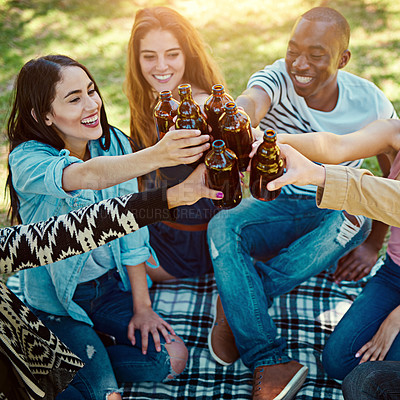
[[6, 55, 112, 224]]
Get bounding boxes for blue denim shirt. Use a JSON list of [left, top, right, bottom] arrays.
[[9, 128, 158, 325]]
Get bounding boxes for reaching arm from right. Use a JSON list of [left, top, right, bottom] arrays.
[[277, 119, 400, 164], [268, 144, 400, 228]]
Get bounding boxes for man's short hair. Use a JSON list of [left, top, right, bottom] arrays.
[[301, 7, 350, 52]]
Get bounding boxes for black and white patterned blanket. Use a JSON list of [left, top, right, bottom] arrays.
[[122, 270, 369, 400]]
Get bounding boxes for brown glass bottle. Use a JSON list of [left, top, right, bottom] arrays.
[[175, 83, 209, 135], [219, 101, 253, 172], [204, 84, 234, 141], [175, 84, 209, 164], [154, 90, 179, 140], [205, 139, 242, 209], [250, 129, 284, 201]]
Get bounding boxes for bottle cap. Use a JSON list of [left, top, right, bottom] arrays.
[[224, 101, 236, 112], [212, 84, 225, 93], [263, 129, 277, 141], [212, 139, 225, 150]]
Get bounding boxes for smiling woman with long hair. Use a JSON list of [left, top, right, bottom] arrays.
[[125, 6, 227, 282]]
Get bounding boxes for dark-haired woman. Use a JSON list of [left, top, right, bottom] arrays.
[[6, 54, 211, 400]]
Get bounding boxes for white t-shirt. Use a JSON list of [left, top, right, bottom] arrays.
[[248, 58, 397, 196]]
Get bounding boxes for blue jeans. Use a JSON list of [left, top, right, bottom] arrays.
[[322, 255, 400, 380], [208, 194, 371, 371], [342, 361, 400, 399], [32, 269, 171, 400]]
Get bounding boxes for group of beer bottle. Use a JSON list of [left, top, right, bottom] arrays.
[[154, 84, 208, 140], [204, 86, 251, 209], [153, 83, 284, 209]]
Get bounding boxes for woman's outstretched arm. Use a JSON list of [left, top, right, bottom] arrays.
[[1, 164, 220, 273]]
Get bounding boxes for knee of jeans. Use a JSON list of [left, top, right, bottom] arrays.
[[208, 211, 240, 259], [342, 362, 377, 399], [208, 211, 232, 239], [163, 335, 188, 381], [322, 341, 348, 380], [208, 214, 225, 260], [105, 389, 123, 400], [336, 214, 371, 248]]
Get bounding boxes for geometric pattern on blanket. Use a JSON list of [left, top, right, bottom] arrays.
[[123, 270, 366, 400]]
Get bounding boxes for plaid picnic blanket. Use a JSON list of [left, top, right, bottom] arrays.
[[122, 269, 371, 400]]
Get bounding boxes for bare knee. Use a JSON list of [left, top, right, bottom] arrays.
[[164, 335, 188, 379], [106, 392, 122, 400]]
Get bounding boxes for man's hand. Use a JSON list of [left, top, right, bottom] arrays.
[[334, 242, 379, 283]]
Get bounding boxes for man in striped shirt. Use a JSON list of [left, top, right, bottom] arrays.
[[207, 6, 397, 400]]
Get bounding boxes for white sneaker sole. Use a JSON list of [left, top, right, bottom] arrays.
[[274, 365, 309, 400], [207, 295, 233, 366]]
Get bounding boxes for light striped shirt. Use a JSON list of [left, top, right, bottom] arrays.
[[248, 58, 397, 196]]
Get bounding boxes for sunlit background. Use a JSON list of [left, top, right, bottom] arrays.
[[1, 0, 399, 226]]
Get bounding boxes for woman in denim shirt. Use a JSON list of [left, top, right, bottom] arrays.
[[6, 55, 211, 400]]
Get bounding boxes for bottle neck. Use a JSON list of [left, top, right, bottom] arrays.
[[212, 89, 224, 97], [178, 84, 193, 102], [257, 139, 280, 164], [212, 140, 226, 153], [180, 91, 193, 102], [161, 95, 172, 102], [159, 90, 172, 101], [225, 106, 237, 115], [262, 139, 276, 147]]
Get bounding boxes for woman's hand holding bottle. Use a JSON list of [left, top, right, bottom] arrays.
[[153, 129, 210, 167], [167, 164, 223, 208], [267, 143, 326, 190]]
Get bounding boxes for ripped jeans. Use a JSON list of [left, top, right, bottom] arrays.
[[32, 269, 172, 400], [208, 194, 371, 371]]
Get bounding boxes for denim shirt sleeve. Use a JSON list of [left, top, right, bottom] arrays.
[[9, 142, 84, 199], [120, 227, 158, 268]]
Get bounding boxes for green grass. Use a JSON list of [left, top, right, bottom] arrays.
[[1, 0, 399, 229]]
